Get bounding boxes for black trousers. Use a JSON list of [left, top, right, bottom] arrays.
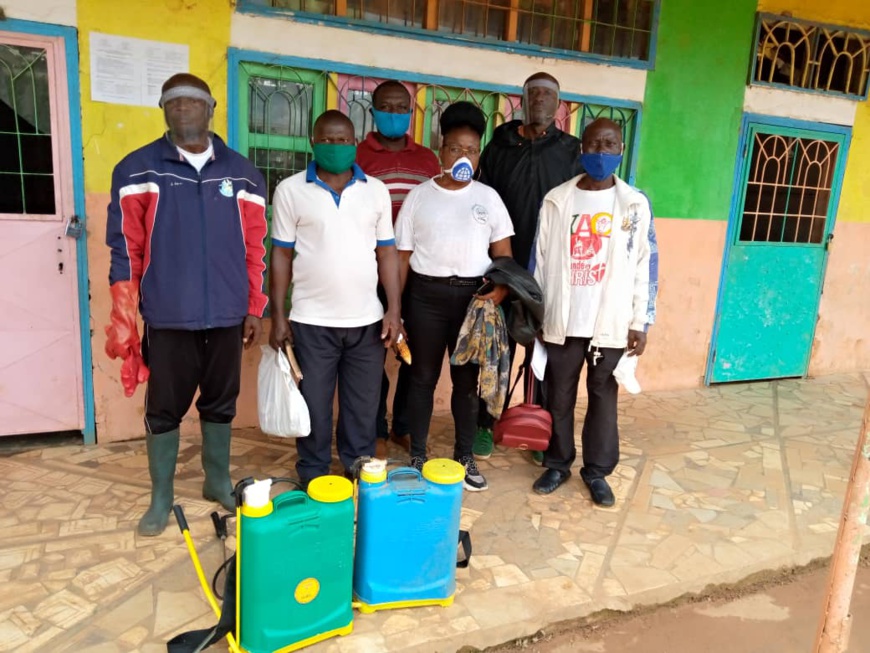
[[405, 272, 480, 460], [543, 337, 622, 480], [292, 320, 385, 482], [376, 363, 411, 438], [142, 324, 244, 435]]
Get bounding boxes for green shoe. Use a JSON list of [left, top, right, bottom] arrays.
[[531, 450, 544, 465], [201, 421, 235, 512], [472, 427, 494, 460], [138, 429, 180, 537]]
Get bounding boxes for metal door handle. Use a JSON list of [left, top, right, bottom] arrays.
[[825, 232, 834, 251]]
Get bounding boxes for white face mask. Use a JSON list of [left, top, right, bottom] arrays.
[[444, 156, 474, 182]]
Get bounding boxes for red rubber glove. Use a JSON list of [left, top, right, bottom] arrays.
[[120, 351, 150, 398], [105, 281, 149, 396]]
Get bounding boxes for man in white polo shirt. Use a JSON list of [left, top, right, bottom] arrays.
[[269, 110, 404, 485]]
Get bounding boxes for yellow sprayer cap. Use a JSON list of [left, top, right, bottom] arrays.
[[307, 475, 353, 503], [423, 458, 465, 485]]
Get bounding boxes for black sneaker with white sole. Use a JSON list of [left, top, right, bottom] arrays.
[[457, 455, 488, 492]]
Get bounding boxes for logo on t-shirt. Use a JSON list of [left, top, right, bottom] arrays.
[[471, 204, 488, 224], [570, 212, 612, 286], [219, 179, 234, 197]]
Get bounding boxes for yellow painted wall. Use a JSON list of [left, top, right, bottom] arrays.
[[78, 0, 231, 193], [837, 100, 870, 223], [759, 0, 870, 223]]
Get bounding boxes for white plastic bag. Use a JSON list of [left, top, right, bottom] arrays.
[[531, 339, 548, 381], [613, 353, 642, 394], [257, 345, 311, 437]]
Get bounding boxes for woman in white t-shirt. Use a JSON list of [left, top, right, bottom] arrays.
[[395, 102, 514, 492]]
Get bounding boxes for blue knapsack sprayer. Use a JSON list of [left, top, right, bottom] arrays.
[[169, 457, 470, 653], [354, 457, 469, 611]]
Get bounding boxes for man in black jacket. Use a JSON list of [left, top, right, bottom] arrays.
[[474, 72, 583, 460]]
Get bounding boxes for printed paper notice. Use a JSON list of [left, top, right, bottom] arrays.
[[90, 33, 189, 107]]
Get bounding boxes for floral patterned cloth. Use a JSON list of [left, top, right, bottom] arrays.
[[450, 297, 510, 418]]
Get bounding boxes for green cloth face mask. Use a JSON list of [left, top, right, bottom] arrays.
[[312, 143, 357, 174]]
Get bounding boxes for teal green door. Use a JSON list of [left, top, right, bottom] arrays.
[[710, 120, 849, 383]]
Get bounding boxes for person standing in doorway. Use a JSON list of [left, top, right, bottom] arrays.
[[396, 101, 514, 492], [105, 73, 268, 536], [270, 110, 404, 486], [531, 118, 658, 507], [474, 72, 584, 461], [356, 80, 441, 459]]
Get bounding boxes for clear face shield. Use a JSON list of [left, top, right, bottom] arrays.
[[522, 78, 560, 127]]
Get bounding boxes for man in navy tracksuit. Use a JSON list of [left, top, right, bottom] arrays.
[[105, 73, 268, 536]]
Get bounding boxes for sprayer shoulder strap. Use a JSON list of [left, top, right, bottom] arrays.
[[457, 530, 472, 569]]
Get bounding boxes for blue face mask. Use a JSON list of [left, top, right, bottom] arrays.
[[580, 152, 623, 181], [372, 109, 412, 139]]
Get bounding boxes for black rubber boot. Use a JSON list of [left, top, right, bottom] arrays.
[[201, 420, 235, 511], [137, 429, 180, 536]]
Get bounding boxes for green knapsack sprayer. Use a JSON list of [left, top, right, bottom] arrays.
[[169, 474, 355, 653]]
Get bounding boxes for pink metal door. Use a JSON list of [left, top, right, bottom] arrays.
[[0, 32, 83, 435]]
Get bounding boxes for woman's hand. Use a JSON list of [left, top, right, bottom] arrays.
[[477, 283, 509, 305]]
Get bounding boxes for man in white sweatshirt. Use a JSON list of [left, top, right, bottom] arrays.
[[531, 118, 658, 506]]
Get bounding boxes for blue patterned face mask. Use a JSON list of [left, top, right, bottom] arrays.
[[580, 152, 622, 181], [372, 109, 411, 139], [446, 156, 474, 182]]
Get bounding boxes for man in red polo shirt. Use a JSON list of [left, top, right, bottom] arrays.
[[357, 79, 440, 459]]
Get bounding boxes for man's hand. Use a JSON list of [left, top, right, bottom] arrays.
[[477, 283, 509, 306], [381, 309, 405, 349], [243, 315, 262, 350], [627, 330, 647, 356], [270, 317, 293, 351]]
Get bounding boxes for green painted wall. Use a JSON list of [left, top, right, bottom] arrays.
[[637, 0, 757, 220]]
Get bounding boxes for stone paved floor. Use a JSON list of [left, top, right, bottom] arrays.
[[1, 373, 868, 653]]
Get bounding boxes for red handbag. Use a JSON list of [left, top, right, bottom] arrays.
[[493, 364, 552, 451]]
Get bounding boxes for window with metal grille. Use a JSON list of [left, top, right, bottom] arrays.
[[0, 43, 55, 215], [236, 61, 639, 203], [753, 14, 870, 99], [240, 0, 657, 63], [739, 132, 839, 244], [348, 0, 426, 26], [239, 66, 326, 202]]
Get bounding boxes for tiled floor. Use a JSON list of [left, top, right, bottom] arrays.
[[1, 373, 868, 653]]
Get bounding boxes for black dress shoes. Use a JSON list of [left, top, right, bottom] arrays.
[[584, 477, 615, 506], [533, 468, 571, 495]]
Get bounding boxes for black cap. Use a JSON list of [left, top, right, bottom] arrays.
[[440, 101, 486, 138]]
